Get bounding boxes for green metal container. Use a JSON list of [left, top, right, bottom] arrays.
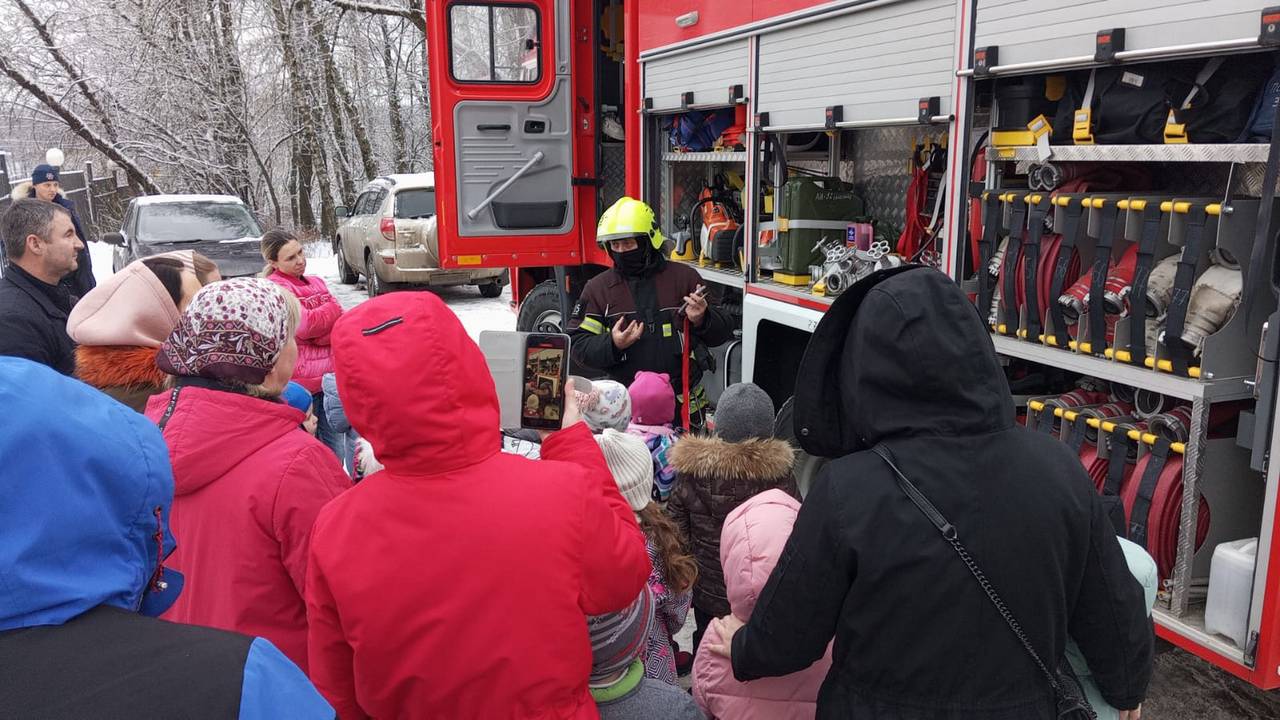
[[776, 177, 864, 278]]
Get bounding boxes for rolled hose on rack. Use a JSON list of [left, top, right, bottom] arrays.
[[995, 233, 1079, 337], [1086, 420, 1149, 495], [1149, 406, 1194, 443], [1179, 264, 1244, 356], [1133, 389, 1168, 419], [1121, 442, 1210, 582], [1102, 244, 1140, 317]]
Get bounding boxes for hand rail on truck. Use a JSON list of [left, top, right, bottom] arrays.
[[956, 37, 1260, 77], [466, 151, 545, 221]]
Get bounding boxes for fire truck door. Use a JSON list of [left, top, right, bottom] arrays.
[[426, 0, 581, 268]]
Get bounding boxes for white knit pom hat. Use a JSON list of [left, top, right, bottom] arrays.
[[595, 429, 654, 512]]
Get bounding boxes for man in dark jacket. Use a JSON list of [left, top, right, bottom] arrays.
[[569, 197, 733, 427], [0, 357, 334, 719], [25, 163, 96, 298], [709, 267, 1152, 719], [0, 199, 81, 374]]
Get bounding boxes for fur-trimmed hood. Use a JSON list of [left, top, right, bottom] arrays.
[[670, 435, 795, 482], [76, 345, 167, 393]]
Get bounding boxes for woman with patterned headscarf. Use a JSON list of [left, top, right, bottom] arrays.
[[143, 277, 351, 672]]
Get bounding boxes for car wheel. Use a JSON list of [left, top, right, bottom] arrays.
[[336, 240, 358, 285], [772, 396, 828, 499], [516, 280, 563, 333], [365, 253, 385, 298], [478, 281, 503, 298]]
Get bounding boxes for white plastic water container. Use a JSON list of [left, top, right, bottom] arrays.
[[1203, 538, 1258, 649]]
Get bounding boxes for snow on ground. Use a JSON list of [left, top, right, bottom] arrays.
[[90, 241, 517, 341]]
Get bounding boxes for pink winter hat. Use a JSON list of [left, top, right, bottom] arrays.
[[628, 371, 675, 426], [66, 260, 181, 348]]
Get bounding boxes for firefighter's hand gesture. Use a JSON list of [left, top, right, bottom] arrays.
[[683, 290, 708, 326], [611, 318, 644, 350]]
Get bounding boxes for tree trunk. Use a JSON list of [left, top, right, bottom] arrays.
[[380, 17, 410, 173]]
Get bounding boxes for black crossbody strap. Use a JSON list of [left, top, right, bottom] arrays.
[[871, 445, 1063, 696]]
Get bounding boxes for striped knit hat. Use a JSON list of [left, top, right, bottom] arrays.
[[587, 587, 655, 682]]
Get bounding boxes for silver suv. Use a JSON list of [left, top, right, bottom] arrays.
[[335, 173, 507, 298]]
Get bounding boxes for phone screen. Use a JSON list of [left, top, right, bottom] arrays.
[[521, 334, 569, 430]]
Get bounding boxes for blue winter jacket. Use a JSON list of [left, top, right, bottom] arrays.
[[0, 357, 333, 719]]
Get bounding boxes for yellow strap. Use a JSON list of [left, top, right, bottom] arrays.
[[580, 317, 604, 335]]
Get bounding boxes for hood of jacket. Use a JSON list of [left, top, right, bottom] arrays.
[[145, 385, 305, 496], [0, 357, 180, 630], [793, 266, 1014, 457], [720, 489, 800, 619], [332, 292, 500, 475], [67, 260, 180, 347], [669, 435, 794, 482]]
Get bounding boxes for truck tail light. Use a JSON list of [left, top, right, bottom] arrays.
[[380, 218, 396, 242]]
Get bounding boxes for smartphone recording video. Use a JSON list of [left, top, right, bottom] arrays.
[[520, 334, 570, 430]]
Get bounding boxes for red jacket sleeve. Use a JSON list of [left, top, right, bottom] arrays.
[[540, 422, 649, 614], [273, 442, 352, 599], [306, 543, 368, 720]]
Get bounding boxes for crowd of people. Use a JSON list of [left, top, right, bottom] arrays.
[[0, 192, 1156, 720]]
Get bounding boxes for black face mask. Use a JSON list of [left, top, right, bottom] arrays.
[[611, 246, 652, 277]]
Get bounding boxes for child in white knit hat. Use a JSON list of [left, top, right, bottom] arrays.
[[596, 429, 696, 686], [578, 380, 633, 433]]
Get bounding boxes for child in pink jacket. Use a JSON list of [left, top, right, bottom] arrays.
[[693, 489, 832, 720]]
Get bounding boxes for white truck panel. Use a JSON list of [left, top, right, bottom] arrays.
[[973, 0, 1260, 68], [756, 0, 957, 128], [643, 39, 750, 112]]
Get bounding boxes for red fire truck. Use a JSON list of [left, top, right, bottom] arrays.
[[425, 0, 1280, 690]]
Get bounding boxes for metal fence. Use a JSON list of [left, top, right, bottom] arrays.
[[0, 151, 140, 242]]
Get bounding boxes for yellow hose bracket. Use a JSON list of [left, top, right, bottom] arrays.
[[1206, 204, 1222, 217], [1164, 109, 1189, 144], [1072, 108, 1095, 145], [1064, 410, 1079, 422], [1029, 400, 1046, 412], [1086, 418, 1102, 429], [1101, 421, 1118, 433], [1053, 196, 1074, 208]]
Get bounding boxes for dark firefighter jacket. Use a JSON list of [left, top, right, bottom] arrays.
[[569, 259, 733, 405]]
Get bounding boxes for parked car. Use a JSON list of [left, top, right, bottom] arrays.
[[104, 195, 264, 278], [335, 174, 507, 298]]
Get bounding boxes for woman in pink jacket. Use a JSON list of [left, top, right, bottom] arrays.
[[693, 489, 833, 720], [262, 229, 345, 461]]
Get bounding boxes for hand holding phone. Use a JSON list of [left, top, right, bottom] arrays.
[[680, 284, 709, 324]]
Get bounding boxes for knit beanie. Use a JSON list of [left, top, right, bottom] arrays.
[[628, 371, 675, 427], [595, 429, 654, 512], [31, 164, 58, 186], [714, 383, 776, 443], [578, 379, 632, 432], [282, 381, 313, 415], [588, 588, 656, 682]]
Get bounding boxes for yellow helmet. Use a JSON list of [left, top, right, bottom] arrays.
[[596, 196, 664, 250]]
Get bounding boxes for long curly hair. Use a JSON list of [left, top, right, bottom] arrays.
[[637, 503, 697, 594]]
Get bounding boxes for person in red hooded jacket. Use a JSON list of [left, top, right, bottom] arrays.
[[305, 291, 650, 719], [144, 278, 351, 672]]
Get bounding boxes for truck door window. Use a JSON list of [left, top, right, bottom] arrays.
[[448, 3, 540, 83]]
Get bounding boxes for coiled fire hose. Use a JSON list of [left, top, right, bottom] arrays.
[[1120, 409, 1210, 581]]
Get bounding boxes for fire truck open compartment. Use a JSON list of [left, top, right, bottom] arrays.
[[429, 0, 1280, 688]]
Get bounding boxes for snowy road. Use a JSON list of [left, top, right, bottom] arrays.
[[90, 241, 517, 340]]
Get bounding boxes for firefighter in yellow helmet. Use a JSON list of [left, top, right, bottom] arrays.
[[569, 197, 732, 427]]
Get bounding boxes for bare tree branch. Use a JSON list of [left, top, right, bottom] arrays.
[[11, 0, 121, 144], [326, 0, 424, 33], [0, 51, 160, 194]]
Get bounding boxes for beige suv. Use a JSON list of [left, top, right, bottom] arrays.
[[334, 173, 507, 298]]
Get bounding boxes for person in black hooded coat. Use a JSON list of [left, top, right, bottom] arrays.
[[707, 266, 1153, 719]]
